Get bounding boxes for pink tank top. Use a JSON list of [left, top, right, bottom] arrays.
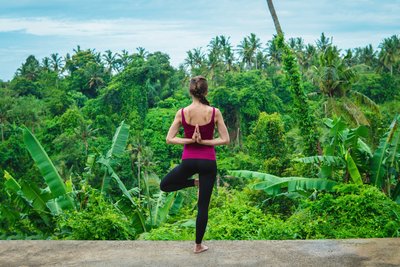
[[181, 107, 216, 160]]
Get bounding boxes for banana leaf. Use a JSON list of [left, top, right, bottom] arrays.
[[228, 170, 337, 196], [4, 171, 52, 225], [169, 191, 184, 215], [345, 151, 363, 185], [294, 156, 344, 166], [46, 194, 76, 216], [23, 127, 65, 196], [150, 191, 176, 227], [371, 115, 399, 188], [23, 126, 75, 210], [106, 120, 129, 158], [100, 121, 130, 193]]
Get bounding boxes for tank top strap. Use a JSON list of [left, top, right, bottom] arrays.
[[211, 107, 216, 123], [181, 108, 186, 125]]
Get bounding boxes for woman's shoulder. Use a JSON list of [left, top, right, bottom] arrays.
[[213, 106, 221, 114]]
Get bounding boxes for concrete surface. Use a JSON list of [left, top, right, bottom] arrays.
[[0, 239, 399, 267]]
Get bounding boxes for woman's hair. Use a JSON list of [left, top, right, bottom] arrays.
[[189, 75, 210, 106]]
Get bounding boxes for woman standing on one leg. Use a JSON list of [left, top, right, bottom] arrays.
[[160, 76, 230, 254]]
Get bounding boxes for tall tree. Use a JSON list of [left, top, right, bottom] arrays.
[[266, 0, 282, 35], [50, 53, 64, 74], [310, 46, 379, 126], [266, 0, 319, 155], [102, 50, 117, 77], [378, 35, 400, 75]]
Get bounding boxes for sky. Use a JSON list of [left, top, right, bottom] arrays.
[[0, 0, 399, 81]]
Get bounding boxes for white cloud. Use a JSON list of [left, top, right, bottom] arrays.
[[0, 17, 191, 37]]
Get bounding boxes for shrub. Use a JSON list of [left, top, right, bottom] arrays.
[[54, 190, 136, 240], [288, 184, 400, 239]]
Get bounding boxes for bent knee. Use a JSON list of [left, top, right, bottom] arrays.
[[159, 180, 170, 192]]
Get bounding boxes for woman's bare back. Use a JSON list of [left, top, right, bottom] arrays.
[[183, 104, 214, 126]]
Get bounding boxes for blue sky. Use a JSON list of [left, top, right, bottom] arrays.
[[0, 0, 399, 81]]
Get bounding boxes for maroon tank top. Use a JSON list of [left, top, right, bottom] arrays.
[[181, 107, 216, 160]]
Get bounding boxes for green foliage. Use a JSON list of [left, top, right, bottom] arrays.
[[140, 188, 295, 241], [143, 107, 182, 176], [229, 170, 337, 196], [353, 72, 400, 103], [1, 34, 400, 241], [22, 126, 76, 212], [274, 35, 319, 155], [206, 188, 290, 240], [370, 115, 400, 199], [246, 112, 287, 175], [288, 184, 400, 238], [55, 189, 136, 240]]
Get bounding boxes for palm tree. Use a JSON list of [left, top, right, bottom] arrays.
[[303, 44, 317, 69], [50, 53, 64, 73], [219, 35, 235, 71], [266, 0, 282, 35], [207, 36, 223, 84], [185, 48, 206, 75], [41, 57, 51, 71], [102, 50, 117, 78], [288, 37, 306, 71], [85, 63, 105, 98], [16, 55, 40, 81], [310, 46, 379, 126], [378, 35, 400, 75], [237, 37, 252, 69], [255, 50, 268, 70], [360, 44, 377, 67], [248, 33, 262, 69], [74, 123, 98, 156], [265, 2, 319, 155], [117, 49, 132, 71], [136, 47, 148, 60], [316, 32, 333, 53], [266, 39, 282, 66]]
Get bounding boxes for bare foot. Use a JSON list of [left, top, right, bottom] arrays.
[[193, 244, 208, 254]]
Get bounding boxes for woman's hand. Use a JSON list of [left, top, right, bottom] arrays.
[[191, 126, 198, 143], [195, 124, 203, 144]]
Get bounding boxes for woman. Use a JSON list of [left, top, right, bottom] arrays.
[[160, 75, 230, 254]]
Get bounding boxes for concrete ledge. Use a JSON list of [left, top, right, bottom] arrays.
[[1, 239, 399, 266]]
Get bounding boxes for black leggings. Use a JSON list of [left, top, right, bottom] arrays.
[[160, 159, 217, 244]]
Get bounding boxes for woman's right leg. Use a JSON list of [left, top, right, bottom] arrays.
[[195, 160, 217, 245], [160, 160, 197, 192]]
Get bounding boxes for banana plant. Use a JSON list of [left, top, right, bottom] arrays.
[[100, 120, 130, 193], [96, 120, 147, 232], [148, 191, 177, 228], [371, 115, 400, 200], [3, 170, 52, 225], [228, 170, 337, 196], [295, 117, 371, 184], [22, 126, 76, 214]]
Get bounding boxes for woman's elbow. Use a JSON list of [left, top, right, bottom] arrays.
[[166, 137, 171, 144], [224, 137, 230, 145]]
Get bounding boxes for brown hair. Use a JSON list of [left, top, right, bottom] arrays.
[[189, 75, 210, 106]]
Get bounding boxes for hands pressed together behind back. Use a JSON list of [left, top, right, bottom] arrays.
[[191, 124, 203, 144]]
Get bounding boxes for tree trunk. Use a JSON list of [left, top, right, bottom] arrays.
[[266, 0, 283, 35]]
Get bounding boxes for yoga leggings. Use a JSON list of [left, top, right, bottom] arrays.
[[160, 159, 217, 244]]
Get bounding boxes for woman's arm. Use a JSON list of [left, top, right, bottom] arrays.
[[198, 108, 230, 146], [166, 109, 196, 145]]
